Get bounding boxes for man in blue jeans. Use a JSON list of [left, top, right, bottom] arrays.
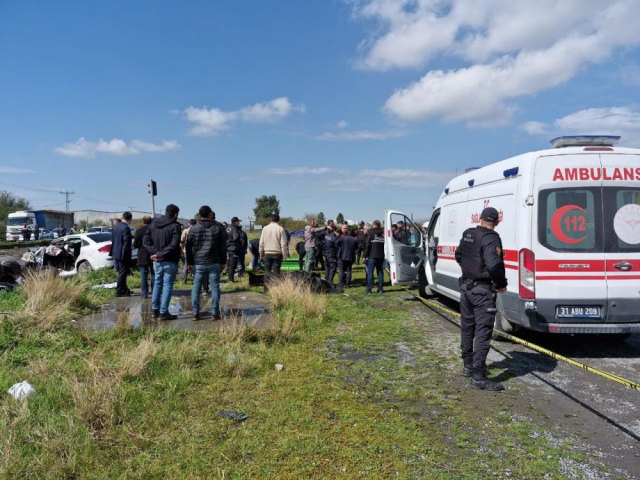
[[363, 219, 386, 294], [186, 205, 227, 320], [143, 204, 183, 320]]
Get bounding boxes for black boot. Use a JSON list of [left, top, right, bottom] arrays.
[[470, 369, 504, 391], [462, 358, 473, 378]]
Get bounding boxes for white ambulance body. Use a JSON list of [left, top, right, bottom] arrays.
[[386, 136, 640, 335]]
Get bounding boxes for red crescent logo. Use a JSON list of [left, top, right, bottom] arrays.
[[550, 205, 587, 244]]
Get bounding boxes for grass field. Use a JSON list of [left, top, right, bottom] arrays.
[[0, 263, 587, 479]]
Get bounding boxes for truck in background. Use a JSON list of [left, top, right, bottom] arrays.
[[5, 210, 74, 241]]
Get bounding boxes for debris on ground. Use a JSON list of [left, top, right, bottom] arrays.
[[91, 282, 118, 290], [218, 410, 249, 422], [8, 381, 36, 400], [275, 364, 284, 372]]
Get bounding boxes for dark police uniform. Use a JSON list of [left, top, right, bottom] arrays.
[[455, 207, 507, 391], [226, 217, 243, 282]]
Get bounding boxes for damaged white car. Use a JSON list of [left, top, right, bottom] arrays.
[[31, 233, 115, 276]]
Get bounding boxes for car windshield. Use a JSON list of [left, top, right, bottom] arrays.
[[86, 233, 112, 243], [7, 217, 28, 226]]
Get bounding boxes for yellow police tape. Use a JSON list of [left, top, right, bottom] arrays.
[[406, 289, 640, 393]]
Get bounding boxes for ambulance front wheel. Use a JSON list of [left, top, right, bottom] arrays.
[[418, 268, 435, 299]]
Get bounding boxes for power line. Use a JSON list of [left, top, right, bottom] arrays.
[[0, 180, 138, 211]]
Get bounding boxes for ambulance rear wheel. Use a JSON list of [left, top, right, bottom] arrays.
[[418, 268, 435, 299], [492, 309, 515, 341]]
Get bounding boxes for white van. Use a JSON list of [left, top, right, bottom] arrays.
[[386, 136, 640, 336]]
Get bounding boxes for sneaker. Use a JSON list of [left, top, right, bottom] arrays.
[[365, 290, 372, 294], [470, 372, 504, 391], [212, 313, 221, 320], [462, 366, 473, 378], [152, 309, 160, 318], [377, 288, 384, 294], [160, 312, 178, 321], [202, 290, 210, 297]]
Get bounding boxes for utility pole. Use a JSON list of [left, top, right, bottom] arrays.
[[148, 180, 157, 217], [59, 190, 74, 212]]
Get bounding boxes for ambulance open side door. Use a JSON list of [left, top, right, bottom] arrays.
[[385, 209, 425, 285]]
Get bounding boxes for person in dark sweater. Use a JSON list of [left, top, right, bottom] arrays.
[[226, 216, 243, 283], [249, 238, 262, 270], [143, 204, 182, 320], [355, 222, 366, 265], [295, 240, 306, 271], [133, 215, 153, 299], [363, 220, 386, 294], [336, 223, 358, 288], [187, 205, 227, 320], [323, 226, 338, 284]]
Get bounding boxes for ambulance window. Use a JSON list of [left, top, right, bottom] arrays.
[[538, 188, 602, 253], [431, 212, 441, 242], [389, 213, 420, 247], [603, 187, 640, 253]]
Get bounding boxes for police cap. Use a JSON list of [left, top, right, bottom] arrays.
[[231, 216, 240, 223], [480, 207, 499, 223]]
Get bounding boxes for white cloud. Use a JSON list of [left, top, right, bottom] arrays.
[[183, 97, 305, 136], [352, 0, 640, 127], [521, 121, 549, 136], [55, 137, 180, 159], [0, 166, 34, 174], [265, 167, 348, 175], [336, 120, 348, 129], [326, 168, 454, 190], [522, 106, 640, 147], [314, 129, 408, 141]]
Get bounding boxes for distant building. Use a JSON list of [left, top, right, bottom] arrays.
[[72, 210, 190, 226]]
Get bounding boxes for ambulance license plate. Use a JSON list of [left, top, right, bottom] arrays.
[[556, 306, 601, 319]]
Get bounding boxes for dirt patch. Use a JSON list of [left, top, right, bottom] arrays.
[[407, 300, 640, 479]]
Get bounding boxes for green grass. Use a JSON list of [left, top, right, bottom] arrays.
[[0, 265, 607, 479]]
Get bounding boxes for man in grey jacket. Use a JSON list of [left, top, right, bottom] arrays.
[[304, 219, 326, 273]]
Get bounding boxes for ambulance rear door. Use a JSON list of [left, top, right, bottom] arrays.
[[385, 209, 425, 285], [600, 153, 640, 323], [533, 154, 607, 324]]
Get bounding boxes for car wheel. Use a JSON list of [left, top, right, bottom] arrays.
[[77, 261, 93, 275], [492, 308, 516, 341], [418, 267, 435, 299]]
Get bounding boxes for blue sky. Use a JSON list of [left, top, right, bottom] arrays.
[[2, 0, 640, 223]]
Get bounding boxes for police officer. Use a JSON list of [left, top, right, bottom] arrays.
[[455, 207, 507, 391], [323, 226, 338, 284], [226, 217, 243, 283]]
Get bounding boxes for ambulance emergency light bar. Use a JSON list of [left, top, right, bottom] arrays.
[[550, 135, 620, 148]]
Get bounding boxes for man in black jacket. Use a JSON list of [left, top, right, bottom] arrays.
[[110, 212, 133, 297], [143, 204, 182, 320], [187, 205, 227, 320], [226, 217, 243, 283], [355, 222, 366, 265], [323, 226, 338, 284], [336, 223, 358, 288], [133, 215, 153, 299], [363, 220, 385, 294], [295, 240, 306, 271]]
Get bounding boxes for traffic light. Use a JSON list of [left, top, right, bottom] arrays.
[[149, 180, 157, 196]]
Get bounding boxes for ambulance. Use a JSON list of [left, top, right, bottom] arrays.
[[386, 136, 640, 337]]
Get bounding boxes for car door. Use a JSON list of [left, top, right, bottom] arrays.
[[600, 153, 640, 323], [533, 154, 606, 324], [384, 209, 425, 285]]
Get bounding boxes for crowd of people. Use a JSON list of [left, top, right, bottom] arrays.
[[109, 204, 423, 321]]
